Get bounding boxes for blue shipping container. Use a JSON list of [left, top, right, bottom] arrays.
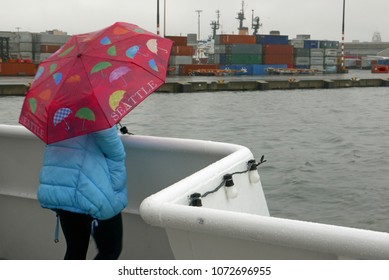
[[256, 35, 289, 45], [294, 65, 310, 69], [304, 40, 319, 48], [377, 59, 389, 65]]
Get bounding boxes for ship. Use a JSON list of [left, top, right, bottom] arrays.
[[1, 124, 389, 260]]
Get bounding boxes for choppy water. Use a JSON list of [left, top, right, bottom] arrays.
[[2, 87, 389, 233]]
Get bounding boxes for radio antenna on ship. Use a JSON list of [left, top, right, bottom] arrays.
[[251, 9, 261, 35], [210, 10, 220, 39], [236, 1, 249, 35]]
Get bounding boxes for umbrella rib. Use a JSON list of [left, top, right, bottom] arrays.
[[80, 31, 169, 81], [30, 56, 74, 90], [77, 54, 113, 127], [82, 53, 165, 83]]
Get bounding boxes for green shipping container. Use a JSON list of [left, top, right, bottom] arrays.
[[225, 54, 262, 64]]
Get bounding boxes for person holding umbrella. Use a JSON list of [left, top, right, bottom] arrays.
[[18, 22, 172, 259], [38, 125, 127, 260]]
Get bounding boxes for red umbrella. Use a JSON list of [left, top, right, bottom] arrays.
[[19, 22, 172, 144]]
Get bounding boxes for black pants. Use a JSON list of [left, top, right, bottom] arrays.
[[57, 210, 123, 260]]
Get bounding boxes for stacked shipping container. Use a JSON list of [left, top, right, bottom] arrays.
[[214, 35, 261, 74], [171, 34, 334, 75], [291, 39, 339, 73], [258, 35, 293, 66], [212, 34, 293, 75], [173, 33, 340, 76], [39, 33, 69, 62], [166, 35, 219, 75], [166, 36, 194, 75]]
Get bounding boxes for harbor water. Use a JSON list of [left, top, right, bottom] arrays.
[[1, 86, 389, 233]]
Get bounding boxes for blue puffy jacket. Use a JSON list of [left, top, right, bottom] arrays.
[[37, 126, 128, 220]]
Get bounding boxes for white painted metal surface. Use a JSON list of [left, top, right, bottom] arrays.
[[0, 125, 248, 259], [1, 124, 389, 259]]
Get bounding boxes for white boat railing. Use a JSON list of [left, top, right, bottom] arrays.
[[2, 124, 389, 259]]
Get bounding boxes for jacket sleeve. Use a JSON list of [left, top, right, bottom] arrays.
[[92, 126, 125, 161]]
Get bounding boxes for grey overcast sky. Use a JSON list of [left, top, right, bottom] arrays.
[[1, 0, 388, 42]]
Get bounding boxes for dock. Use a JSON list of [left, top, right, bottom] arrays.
[[1, 73, 389, 95], [157, 77, 389, 93]]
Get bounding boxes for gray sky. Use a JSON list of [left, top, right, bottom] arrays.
[[1, 0, 388, 42]]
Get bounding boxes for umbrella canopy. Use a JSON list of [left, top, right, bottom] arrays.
[[19, 22, 172, 144]]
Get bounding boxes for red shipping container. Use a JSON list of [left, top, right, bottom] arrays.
[[0, 62, 37, 76], [165, 36, 187, 46], [218, 35, 256, 45], [40, 44, 61, 53], [171, 46, 195, 56], [263, 54, 294, 65], [263, 44, 294, 55]]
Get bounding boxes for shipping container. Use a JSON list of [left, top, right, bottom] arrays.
[[171, 46, 195, 56], [0, 62, 37, 76], [304, 40, 319, 48], [294, 65, 310, 69], [319, 40, 339, 49], [169, 55, 193, 65], [290, 39, 304, 48], [263, 54, 294, 65], [214, 45, 226, 54], [187, 34, 197, 46], [19, 43, 33, 52], [40, 44, 62, 53], [296, 34, 311, 40], [215, 34, 256, 45], [324, 49, 338, 57], [324, 57, 337, 65], [294, 57, 310, 65], [263, 44, 294, 55], [377, 59, 389, 65], [324, 65, 337, 73], [310, 57, 324, 65], [215, 53, 262, 64], [18, 32, 32, 43], [310, 49, 324, 57], [345, 58, 361, 69], [215, 44, 262, 54], [256, 34, 289, 45], [165, 36, 187, 46], [294, 48, 310, 57], [40, 34, 70, 44]]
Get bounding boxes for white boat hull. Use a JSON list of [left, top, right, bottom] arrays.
[[1, 124, 389, 259]]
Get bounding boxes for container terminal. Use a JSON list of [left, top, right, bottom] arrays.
[[1, 1, 389, 78]]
